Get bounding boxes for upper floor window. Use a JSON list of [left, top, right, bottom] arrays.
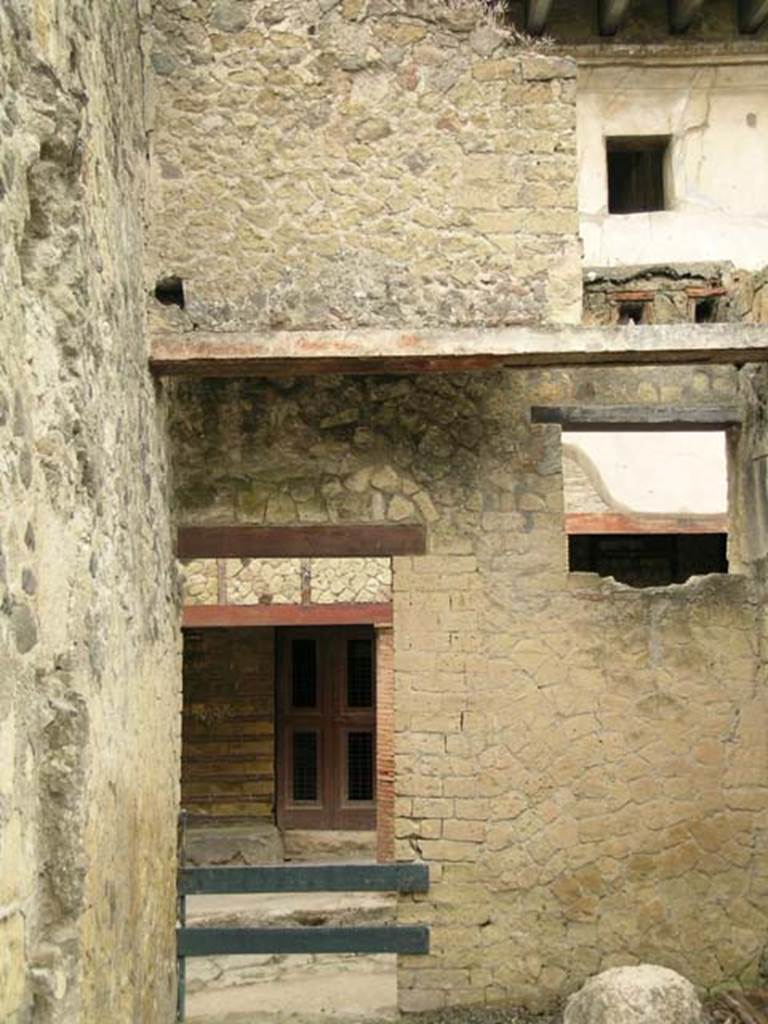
[[607, 136, 670, 214]]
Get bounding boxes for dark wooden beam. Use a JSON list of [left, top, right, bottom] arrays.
[[531, 404, 741, 431], [177, 925, 430, 957], [526, 0, 555, 34], [669, 0, 705, 33], [182, 602, 392, 629], [180, 862, 429, 895], [566, 512, 728, 535], [598, 0, 633, 35], [177, 524, 427, 559], [739, 0, 768, 32]]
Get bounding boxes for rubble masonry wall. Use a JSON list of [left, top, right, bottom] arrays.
[[0, 2, 180, 1020], [148, 0, 582, 332]]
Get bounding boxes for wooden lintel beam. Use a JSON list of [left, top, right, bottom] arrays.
[[531, 404, 742, 431], [525, 0, 555, 34], [669, 0, 705, 33], [567, 512, 728, 535], [598, 0, 633, 35], [177, 524, 427, 559], [150, 326, 768, 378], [739, 0, 768, 32], [182, 602, 392, 629]]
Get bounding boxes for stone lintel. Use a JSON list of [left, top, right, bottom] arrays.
[[150, 325, 768, 378]]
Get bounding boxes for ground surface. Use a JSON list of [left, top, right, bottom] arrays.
[[184, 892, 763, 1024], [191, 1013, 559, 1024], [190, 1005, 756, 1024]]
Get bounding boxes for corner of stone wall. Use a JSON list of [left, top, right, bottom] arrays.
[[1, 1, 181, 1020]]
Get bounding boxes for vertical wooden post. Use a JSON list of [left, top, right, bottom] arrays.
[[375, 624, 396, 863]]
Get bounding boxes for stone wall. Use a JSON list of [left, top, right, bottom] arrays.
[[0, 3, 180, 1021], [179, 556, 391, 605], [148, 0, 582, 331], [168, 364, 768, 1010]]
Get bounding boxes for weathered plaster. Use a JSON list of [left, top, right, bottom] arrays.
[[564, 431, 728, 515]]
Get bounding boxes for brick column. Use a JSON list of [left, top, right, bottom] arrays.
[[375, 624, 395, 862]]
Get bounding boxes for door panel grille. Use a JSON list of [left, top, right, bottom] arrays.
[[292, 638, 317, 708], [347, 731, 374, 802], [293, 732, 318, 801], [347, 638, 374, 708]]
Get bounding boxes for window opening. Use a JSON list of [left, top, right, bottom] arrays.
[[563, 429, 730, 588], [617, 301, 649, 325], [694, 297, 719, 323], [569, 533, 728, 587], [606, 136, 669, 214]]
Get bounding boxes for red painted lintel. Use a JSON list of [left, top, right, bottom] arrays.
[[566, 512, 728, 535], [183, 602, 393, 628]]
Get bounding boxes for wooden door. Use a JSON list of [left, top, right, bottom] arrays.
[[276, 627, 376, 831]]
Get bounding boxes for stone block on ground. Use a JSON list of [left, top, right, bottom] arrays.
[[282, 829, 377, 862], [564, 965, 703, 1024], [184, 822, 283, 866]]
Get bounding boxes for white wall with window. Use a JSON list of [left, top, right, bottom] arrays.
[[578, 62, 768, 268]]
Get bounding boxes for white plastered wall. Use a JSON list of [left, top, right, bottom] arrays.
[[578, 62, 768, 268], [564, 431, 729, 514]]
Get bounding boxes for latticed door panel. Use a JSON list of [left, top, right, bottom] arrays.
[[277, 627, 376, 830]]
